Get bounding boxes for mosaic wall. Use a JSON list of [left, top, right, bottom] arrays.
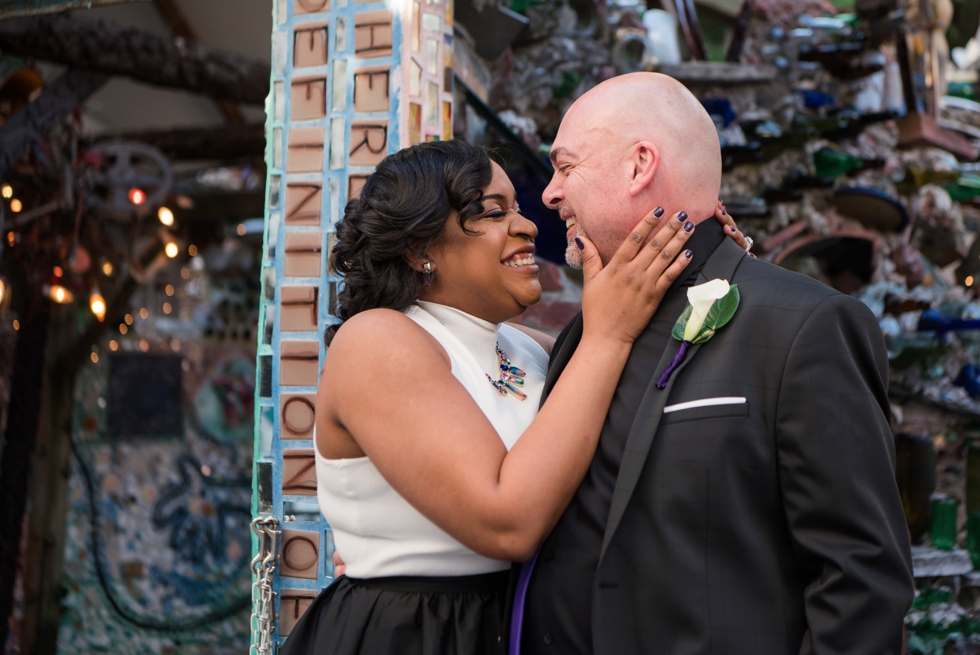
[[253, 0, 455, 646], [57, 248, 260, 654]]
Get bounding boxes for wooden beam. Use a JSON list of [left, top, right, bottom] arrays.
[[84, 123, 265, 160], [0, 13, 270, 105], [0, 0, 143, 19], [0, 69, 110, 176], [150, 0, 244, 124]]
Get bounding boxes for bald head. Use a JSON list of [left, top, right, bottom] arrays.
[[564, 73, 721, 216]]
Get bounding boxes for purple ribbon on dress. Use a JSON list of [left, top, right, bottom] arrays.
[[508, 549, 540, 655]]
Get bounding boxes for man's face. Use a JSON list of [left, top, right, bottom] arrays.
[[542, 119, 629, 268]]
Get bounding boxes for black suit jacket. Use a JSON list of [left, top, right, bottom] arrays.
[[531, 239, 914, 654]]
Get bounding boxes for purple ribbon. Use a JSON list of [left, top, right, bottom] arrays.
[[656, 340, 691, 389], [508, 549, 540, 655]]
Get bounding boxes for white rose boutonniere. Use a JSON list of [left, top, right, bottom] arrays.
[[656, 279, 740, 389]]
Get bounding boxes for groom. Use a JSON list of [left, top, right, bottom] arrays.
[[511, 73, 914, 654]]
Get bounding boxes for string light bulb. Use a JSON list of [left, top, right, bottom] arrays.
[[157, 206, 174, 226], [102, 261, 113, 276], [128, 188, 146, 206], [89, 291, 107, 322], [968, 276, 975, 287], [47, 284, 74, 304], [9, 199, 21, 213], [0, 279, 5, 306], [164, 241, 179, 258], [1, 185, 12, 199]]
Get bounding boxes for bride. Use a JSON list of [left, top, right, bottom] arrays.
[[280, 139, 743, 655]]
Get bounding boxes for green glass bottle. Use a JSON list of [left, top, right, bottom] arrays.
[[813, 147, 864, 178], [932, 494, 958, 550], [946, 174, 980, 203], [895, 432, 935, 543]]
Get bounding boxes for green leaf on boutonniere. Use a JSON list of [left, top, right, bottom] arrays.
[[670, 284, 740, 345]]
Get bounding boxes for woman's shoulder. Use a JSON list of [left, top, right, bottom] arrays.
[[330, 309, 447, 363]]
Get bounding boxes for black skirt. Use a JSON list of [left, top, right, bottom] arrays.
[[279, 571, 510, 655]]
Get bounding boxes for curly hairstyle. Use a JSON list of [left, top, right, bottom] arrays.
[[325, 140, 494, 344]]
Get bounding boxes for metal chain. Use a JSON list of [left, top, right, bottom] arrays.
[[251, 516, 281, 655]]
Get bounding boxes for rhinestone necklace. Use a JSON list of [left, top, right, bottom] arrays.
[[487, 343, 527, 401]]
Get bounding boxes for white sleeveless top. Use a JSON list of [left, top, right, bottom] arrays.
[[315, 301, 549, 578]]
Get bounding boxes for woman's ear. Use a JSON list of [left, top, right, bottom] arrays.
[[629, 141, 660, 197], [405, 247, 429, 272]]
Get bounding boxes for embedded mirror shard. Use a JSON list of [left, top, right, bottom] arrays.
[[409, 102, 422, 145], [349, 120, 388, 166], [281, 454, 318, 498], [287, 127, 325, 173], [280, 529, 320, 577], [291, 76, 327, 121], [354, 10, 393, 58], [332, 60, 348, 111], [257, 461, 273, 513], [284, 232, 322, 277], [280, 341, 319, 386], [281, 286, 319, 332], [260, 355, 273, 397], [294, 24, 328, 68], [330, 118, 346, 170], [285, 183, 322, 226], [281, 393, 317, 439]]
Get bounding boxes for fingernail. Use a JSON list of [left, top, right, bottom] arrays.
[[721, 200, 725, 206], [684, 249, 693, 258], [730, 225, 737, 232], [575, 237, 585, 250], [677, 211, 688, 222], [653, 207, 664, 218], [721, 208, 727, 215], [684, 221, 694, 233]]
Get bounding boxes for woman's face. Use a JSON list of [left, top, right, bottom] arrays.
[[422, 161, 541, 323]]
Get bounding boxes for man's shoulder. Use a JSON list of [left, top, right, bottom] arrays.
[[733, 256, 841, 309]]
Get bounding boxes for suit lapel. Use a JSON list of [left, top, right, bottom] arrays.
[[540, 314, 582, 405], [597, 239, 747, 567]]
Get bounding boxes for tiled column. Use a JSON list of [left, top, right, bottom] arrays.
[[253, 0, 455, 647]]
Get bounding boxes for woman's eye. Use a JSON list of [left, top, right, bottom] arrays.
[[484, 211, 506, 220]]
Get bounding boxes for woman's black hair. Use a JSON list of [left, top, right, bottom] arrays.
[[325, 139, 493, 344]]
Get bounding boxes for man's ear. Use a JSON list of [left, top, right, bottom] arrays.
[[629, 141, 659, 197]]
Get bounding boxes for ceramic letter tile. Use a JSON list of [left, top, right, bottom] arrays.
[[293, 24, 328, 68], [280, 529, 320, 577], [409, 102, 422, 144], [280, 341, 319, 386], [280, 287, 319, 332], [354, 10, 393, 58], [280, 590, 318, 636], [348, 120, 388, 166], [347, 174, 369, 201], [284, 232, 322, 277], [281, 393, 317, 439], [286, 127, 325, 173], [285, 183, 322, 225], [295, 0, 329, 14], [354, 68, 390, 113], [332, 60, 348, 111], [291, 76, 327, 121]]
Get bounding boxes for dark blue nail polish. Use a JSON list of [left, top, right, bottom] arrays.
[[678, 211, 688, 222], [653, 207, 664, 218], [730, 225, 737, 232], [721, 200, 725, 206], [684, 221, 694, 232], [575, 237, 585, 250], [684, 249, 693, 258], [721, 208, 727, 215]]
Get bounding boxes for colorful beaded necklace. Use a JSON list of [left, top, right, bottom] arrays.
[[487, 343, 527, 401]]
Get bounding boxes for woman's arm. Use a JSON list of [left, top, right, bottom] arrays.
[[318, 210, 694, 561]]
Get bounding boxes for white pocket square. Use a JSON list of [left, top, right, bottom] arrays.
[[663, 397, 747, 414]]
